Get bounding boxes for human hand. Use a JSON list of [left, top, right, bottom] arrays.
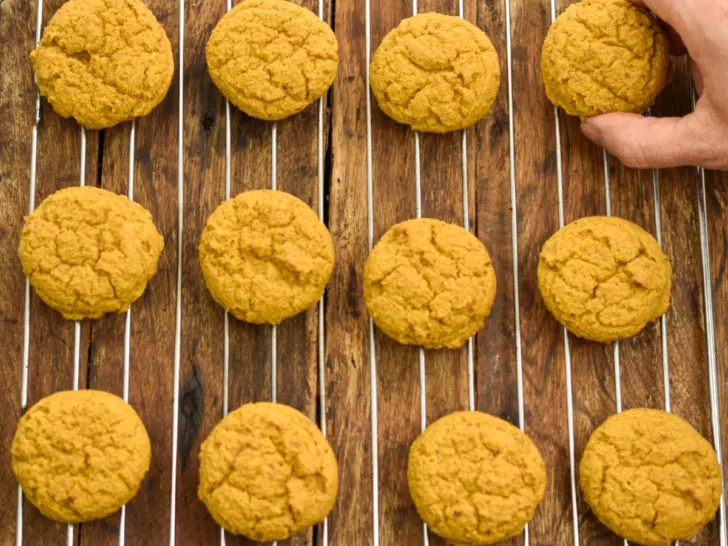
[[580, 0, 728, 170]]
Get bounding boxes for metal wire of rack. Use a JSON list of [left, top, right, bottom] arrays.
[[13, 0, 728, 545]]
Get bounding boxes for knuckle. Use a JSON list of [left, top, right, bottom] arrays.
[[614, 140, 650, 169]]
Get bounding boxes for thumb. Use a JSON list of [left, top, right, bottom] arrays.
[[581, 112, 709, 169]]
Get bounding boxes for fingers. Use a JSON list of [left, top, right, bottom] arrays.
[[629, 2, 686, 55], [691, 58, 704, 96], [581, 112, 717, 169], [630, 0, 690, 33]]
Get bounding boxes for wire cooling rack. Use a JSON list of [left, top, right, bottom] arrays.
[[14, 0, 726, 545]]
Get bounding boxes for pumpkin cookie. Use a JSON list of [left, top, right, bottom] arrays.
[[12, 390, 151, 523], [199, 189, 334, 324], [18, 186, 164, 320], [364, 219, 496, 349], [198, 403, 338, 541], [580, 409, 722, 545], [30, 0, 174, 129], [408, 411, 546, 545], [370, 13, 500, 133], [541, 0, 670, 118], [206, 0, 338, 120], [538, 216, 671, 342]]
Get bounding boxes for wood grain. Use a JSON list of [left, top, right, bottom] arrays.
[[367, 2, 423, 545], [2, 0, 727, 545], [707, 166, 728, 529], [0, 0, 35, 544], [509, 0, 574, 543], [326, 0, 375, 543], [18, 0, 97, 542], [80, 0, 181, 543]]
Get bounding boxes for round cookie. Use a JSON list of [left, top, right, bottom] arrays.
[[18, 186, 164, 320], [206, 0, 338, 120], [12, 390, 151, 523], [580, 409, 722, 545], [541, 0, 670, 118], [364, 218, 496, 349], [30, 0, 174, 129], [198, 402, 338, 541], [408, 411, 546, 545], [199, 189, 334, 325], [538, 216, 671, 343], [370, 13, 500, 133]]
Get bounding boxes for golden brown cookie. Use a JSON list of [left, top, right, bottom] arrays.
[[30, 0, 174, 129], [538, 216, 671, 343], [580, 409, 722, 545], [206, 0, 338, 120], [12, 390, 151, 523], [199, 189, 334, 324], [18, 186, 164, 320], [370, 13, 500, 133], [541, 0, 670, 118], [408, 411, 546, 545], [198, 402, 338, 541], [364, 218, 496, 349]]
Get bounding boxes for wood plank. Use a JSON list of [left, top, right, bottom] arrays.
[[367, 2, 424, 545], [707, 166, 728, 534], [509, 0, 573, 543], [549, 3, 629, 544], [473, 0, 523, 543], [0, 0, 36, 543], [79, 122, 131, 545], [271, 4, 327, 546], [609, 159, 666, 414], [173, 0, 226, 542], [325, 0, 375, 542], [475, 0, 518, 430], [20, 0, 98, 542], [222, 1, 328, 544], [653, 57, 715, 546], [416, 1, 473, 544], [80, 0, 181, 544], [417, 0, 469, 429]]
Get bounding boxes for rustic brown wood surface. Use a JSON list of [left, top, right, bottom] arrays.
[[1, 0, 727, 545]]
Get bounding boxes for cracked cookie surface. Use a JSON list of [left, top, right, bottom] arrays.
[[18, 186, 164, 320], [538, 216, 671, 343], [198, 402, 338, 541], [206, 0, 338, 120], [541, 0, 670, 118], [12, 390, 151, 523], [364, 218, 496, 349], [580, 409, 721, 545], [370, 13, 500, 133], [408, 411, 546, 545], [199, 189, 334, 325], [30, 0, 174, 129]]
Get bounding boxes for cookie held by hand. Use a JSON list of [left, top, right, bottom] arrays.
[[541, 0, 670, 118]]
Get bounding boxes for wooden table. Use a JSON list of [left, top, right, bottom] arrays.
[[2, 0, 727, 545]]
